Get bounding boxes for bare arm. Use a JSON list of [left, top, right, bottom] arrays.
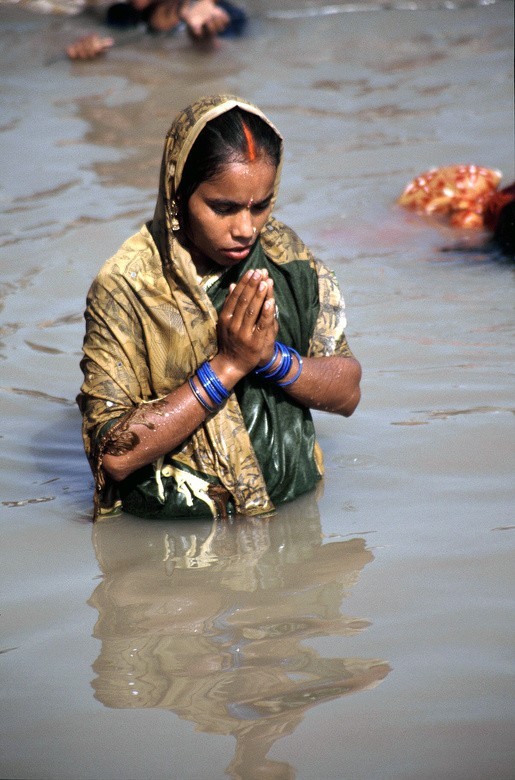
[[271, 353, 361, 418]]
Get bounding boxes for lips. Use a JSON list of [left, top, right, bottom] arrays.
[[220, 245, 253, 261]]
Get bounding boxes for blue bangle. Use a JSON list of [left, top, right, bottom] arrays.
[[255, 342, 292, 381], [196, 361, 230, 407], [277, 348, 303, 387], [266, 342, 291, 380], [197, 363, 222, 405], [254, 343, 280, 376], [188, 376, 217, 413], [197, 362, 229, 405], [254, 342, 303, 386]]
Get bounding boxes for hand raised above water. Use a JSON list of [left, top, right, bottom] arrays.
[[216, 269, 278, 378], [66, 34, 114, 61], [181, 0, 230, 39]]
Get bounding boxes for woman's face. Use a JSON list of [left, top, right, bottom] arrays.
[[185, 155, 276, 271]]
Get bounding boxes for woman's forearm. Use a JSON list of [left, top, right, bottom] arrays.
[[280, 355, 362, 417], [101, 352, 248, 482], [102, 352, 360, 483], [101, 383, 207, 482]]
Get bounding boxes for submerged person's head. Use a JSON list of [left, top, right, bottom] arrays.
[[106, 0, 180, 32], [176, 107, 282, 268], [484, 182, 515, 259], [106, 1, 248, 36]]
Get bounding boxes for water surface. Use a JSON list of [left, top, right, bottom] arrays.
[[1, 1, 514, 778]]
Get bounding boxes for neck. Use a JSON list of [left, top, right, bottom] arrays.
[[189, 246, 218, 281]]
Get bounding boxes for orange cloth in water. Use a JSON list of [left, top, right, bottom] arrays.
[[398, 164, 502, 228]]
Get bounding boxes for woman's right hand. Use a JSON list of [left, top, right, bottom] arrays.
[[215, 269, 277, 378]]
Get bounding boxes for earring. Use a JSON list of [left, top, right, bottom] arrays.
[[253, 226, 257, 234], [170, 200, 180, 232]]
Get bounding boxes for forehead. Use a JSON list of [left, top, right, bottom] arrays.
[[198, 158, 277, 200], [171, 99, 283, 190]]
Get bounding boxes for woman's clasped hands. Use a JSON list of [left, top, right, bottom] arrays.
[[216, 268, 278, 379]]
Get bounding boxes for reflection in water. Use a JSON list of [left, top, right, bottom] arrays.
[[90, 493, 390, 779]]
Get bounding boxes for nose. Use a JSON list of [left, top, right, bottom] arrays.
[[230, 208, 254, 242]]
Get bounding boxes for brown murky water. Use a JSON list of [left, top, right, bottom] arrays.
[[1, 1, 514, 778]]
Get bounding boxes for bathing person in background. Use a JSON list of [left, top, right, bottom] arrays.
[[483, 182, 515, 258], [77, 95, 361, 520], [66, 0, 247, 60], [398, 165, 514, 259]]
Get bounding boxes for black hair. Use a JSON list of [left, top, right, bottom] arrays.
[[176, 107, 281, 207], [105, 1, 160, 29], [106, 2, 143, 28], [494, 200, 515, 258]]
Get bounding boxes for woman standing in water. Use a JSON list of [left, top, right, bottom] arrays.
[[78, 95, 361, 520]]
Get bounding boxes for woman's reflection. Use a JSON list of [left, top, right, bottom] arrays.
[[90, 492, 390, 779]]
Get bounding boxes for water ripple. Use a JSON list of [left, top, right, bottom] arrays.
[[267, 0, 501, 19]]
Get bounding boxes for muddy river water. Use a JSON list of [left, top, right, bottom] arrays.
[[1, 1, 513, 778]]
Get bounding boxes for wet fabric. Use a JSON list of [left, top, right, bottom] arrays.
[[78, 95, 351, 520], [398, 164, 503, 228]]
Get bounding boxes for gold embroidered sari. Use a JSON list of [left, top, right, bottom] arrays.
[[78, 95, 351, 520]]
